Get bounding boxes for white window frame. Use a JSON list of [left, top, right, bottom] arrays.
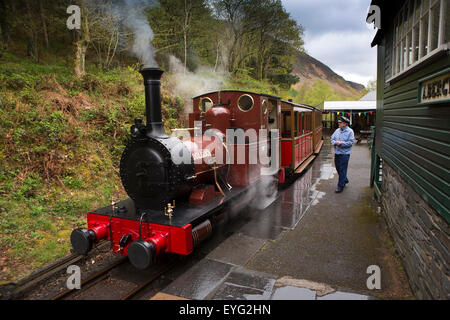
[[387, 0, 449, 82]]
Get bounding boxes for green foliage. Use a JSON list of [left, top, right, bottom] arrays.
[[0, 59, 139, 265], [39, 111, 67, 142], [13, 173, 43, 200], [149, 0, 217, 70], [269, 72, 300, 89], [1, 0, 307, 99], [149, 0, 304, 86], [0, 171, 15, 195], [226, 75, 280, 96], [366, 79, 377, 91], [298, 80, 356, 108], [0, 66, 38, 91], [62, 176, 82, 189], [0, 52, 189, 282]]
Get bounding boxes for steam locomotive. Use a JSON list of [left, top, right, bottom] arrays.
[[70, 68, 323, 270]]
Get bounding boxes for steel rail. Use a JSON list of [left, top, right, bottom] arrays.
[[9, 241, 110, 299], [120, 262, 178, 300], [50, 256, 127, 300]]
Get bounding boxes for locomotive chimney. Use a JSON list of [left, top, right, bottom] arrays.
[[140, 67, 168, 138]]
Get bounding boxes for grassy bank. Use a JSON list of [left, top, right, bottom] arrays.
[[0, 53, 186, 282]]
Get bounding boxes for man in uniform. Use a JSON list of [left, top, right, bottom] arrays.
[[331, 116, 354, 193]]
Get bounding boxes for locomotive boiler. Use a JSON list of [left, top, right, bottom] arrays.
[[119, 68, 228, 210]]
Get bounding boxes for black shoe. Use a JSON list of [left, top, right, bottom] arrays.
[[345, 180, 349, 185], [335, 188, 343, 193]]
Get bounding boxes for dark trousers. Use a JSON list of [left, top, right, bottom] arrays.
[[334, 154, 350, 189]]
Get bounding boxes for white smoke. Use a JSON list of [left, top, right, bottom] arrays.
[[100, 0, 158, 67], [168, 55, 228, 112], [122, 0, 158, 67]]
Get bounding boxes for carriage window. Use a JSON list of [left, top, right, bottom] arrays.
[[299, 112, 302, 134], [199, 97, 213, 113], [301, 113, 305, 135], [306, 114, 309, 133], [294, 112, 298, 137], [238, 94, 254, 112], [281, 111, 292, 138], [307, 114, 310, 132]]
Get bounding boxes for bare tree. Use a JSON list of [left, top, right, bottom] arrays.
[[212, 0, 249, 73], [39, 0, 49, 48], [74, 1, 90, 78], [89, 1, 129, 70], [24, 0, 40, 62], [183, 0, 193, 73]]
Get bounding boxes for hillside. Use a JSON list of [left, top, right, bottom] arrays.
[[290, 52, 365, 106]]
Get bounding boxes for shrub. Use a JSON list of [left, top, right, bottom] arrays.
[[14, 173, 42, 199], [5, 77, 27, 90], [62, 176, 82, 189], [39, 111, 67, 143], [81, 74, 101, 92]]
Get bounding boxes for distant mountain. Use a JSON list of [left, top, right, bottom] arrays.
[[291, 52, 365, 105], [346, 80, 365, 92]]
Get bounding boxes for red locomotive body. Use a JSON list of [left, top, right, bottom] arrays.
[[70, 69, 322, 270]]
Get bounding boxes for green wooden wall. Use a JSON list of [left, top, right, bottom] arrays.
[[376, 37, 450, 223]]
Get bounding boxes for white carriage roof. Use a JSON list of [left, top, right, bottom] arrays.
[[293, 106, 312, 112], [323, 100, 376, 111]]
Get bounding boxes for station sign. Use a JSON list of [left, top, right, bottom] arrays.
[[419, 69, 450, 105]]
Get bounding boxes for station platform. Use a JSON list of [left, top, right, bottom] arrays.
[[154, 139, 414, 300]]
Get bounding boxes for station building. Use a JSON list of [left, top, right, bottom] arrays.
[[323, 90, 376, 132], [369, 0, 449, 299]]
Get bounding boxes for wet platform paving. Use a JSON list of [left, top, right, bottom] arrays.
[[155, 139, 413, 300]]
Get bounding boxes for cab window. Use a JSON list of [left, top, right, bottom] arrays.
[[199, 97, 213, 113]]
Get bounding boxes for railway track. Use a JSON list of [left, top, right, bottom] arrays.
[[52, 257, 178, 300], [3, 235, 185, 300], [5, 246, 177, 300], [119, 261, 178, 300], [50, 256, 128, 300], [4, 241, 110, 299]]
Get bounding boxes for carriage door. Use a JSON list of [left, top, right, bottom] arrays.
[[264, 98, 280, 160]]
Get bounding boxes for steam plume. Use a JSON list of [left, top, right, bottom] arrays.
[[169, 55, 228, 112], [110, 0, 158, 67]]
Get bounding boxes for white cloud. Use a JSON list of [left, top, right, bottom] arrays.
[[282, 0, 378, 86], [304, 30, 377, 85], [333, 70, 373, 87]]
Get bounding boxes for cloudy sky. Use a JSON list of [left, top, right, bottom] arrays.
[[281, 0, 377, 86]]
